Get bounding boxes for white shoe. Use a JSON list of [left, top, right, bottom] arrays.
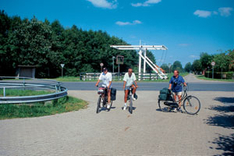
[[123, 104, 127, 110], [171, 108, 177, 113], [132, 95, 136, 101], [107, 104, 111, 109]]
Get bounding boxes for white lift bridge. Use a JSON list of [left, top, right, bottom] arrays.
[[110, 45, 168, 80]]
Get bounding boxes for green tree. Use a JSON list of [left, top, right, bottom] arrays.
[[160, 63, 169, 73], [0, 10, 139, 77], [213, 53, 230, 72], [172, 61, 183, 72], [184, 62, 192, 72], [200, 52, 213, 70], [8, 17, 53, 77], [192, 59, 202, 74]]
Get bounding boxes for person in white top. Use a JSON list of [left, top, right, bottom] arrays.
[[123, 68, 138, 110], [95, 68, 112, 109]]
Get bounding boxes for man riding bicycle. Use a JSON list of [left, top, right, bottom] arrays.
[[168, 70, 187, 112], [123, 68, 138, 110], [95, 67, 112, 109]]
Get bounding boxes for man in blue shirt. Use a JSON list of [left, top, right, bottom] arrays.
[[169, 70, 187, 112]]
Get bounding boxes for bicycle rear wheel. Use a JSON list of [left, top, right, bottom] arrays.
[[158, 99, 174, 112], [96, 96, 101, 114], [183, 96, 201, 115], [129, 96, 133, 114]]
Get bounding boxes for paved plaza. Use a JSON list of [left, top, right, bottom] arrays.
[[0, 74, 233, 156]]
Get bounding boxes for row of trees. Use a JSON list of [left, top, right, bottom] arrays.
[[0, 10, 156, 78], [186, 50, 234, 74], [160, 61, 183, 73], [160, 49, 234, 74]]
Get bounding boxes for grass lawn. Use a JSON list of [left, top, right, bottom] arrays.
[[196, 75, 234, 82], [0, 89, 54, 97], [0, 90, 88, 120]]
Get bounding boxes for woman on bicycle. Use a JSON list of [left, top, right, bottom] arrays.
[[168, 70, 187, 112], [123, 68, 138, 110]]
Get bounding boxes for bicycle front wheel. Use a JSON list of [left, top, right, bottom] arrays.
[[129, 96, 133, 114], [96, 96, 101, 114], [183, 96, 201, 115]]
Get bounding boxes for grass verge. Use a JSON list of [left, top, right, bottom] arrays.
[[0, 96, 88, 120], [0, 89, 53, 97], [196, 75, 234, 82]]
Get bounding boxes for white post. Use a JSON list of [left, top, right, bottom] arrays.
[[138, 49, 142, 81], [143, 49, 146, 74]]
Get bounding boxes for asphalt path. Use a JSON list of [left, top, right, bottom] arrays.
[[63, 82, 234, 92]]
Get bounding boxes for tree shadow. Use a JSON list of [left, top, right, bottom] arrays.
[[209, 105, 234, 113], [214, 97, 234, 104], [206, 114, 234, 129], [205, 97, 234, 155], [210, 133, 234, 156]]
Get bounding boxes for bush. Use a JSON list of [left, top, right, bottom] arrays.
[[205, 71, 234, 79]]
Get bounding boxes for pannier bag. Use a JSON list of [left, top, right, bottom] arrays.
[[159, 88, 170, 100], [111, 88, 117, 101]]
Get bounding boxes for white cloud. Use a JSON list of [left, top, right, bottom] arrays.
[[87, 0, 117, 9], [178, 43, 190, 47], [194, 7, 233, 18], [194, 10, 212, 18], [213, 11, 218, 15], [218, 7, 233, 17], [116, 20, 142, 26], [189, 55, 199, 58], [131, 0, 161, 7]]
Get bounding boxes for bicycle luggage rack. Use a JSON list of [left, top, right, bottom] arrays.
[[0, 76, 68, 104]]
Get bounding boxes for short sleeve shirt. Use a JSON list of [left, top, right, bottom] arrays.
[[99, 72, 112, 87], [169, 75, 185, 92], [123, 73, 136, 87]]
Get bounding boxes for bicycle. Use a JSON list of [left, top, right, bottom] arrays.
[[125, 87, 138, 114], [158, 84, 201, 115], [96, 84, 113, 113]]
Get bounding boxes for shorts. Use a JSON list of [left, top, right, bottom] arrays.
[[124, 85, 135, 91], [172, 91, 182, 96]]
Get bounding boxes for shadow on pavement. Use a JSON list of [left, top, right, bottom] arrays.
[[210, 133, 234, 156], [205, 97, 234, 155], [206, 114, 234, 129], [214, 97, 234, 104]]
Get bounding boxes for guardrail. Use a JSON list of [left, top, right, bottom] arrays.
[[0, 76, 68, 104]]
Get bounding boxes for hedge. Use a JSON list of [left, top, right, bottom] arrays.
[[205, 71, 234, 79]]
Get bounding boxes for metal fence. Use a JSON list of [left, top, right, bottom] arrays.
[[0, 76, 67, 104]]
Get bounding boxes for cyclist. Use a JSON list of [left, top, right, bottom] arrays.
[[95, 67, 112, 109], [168, 70, 187, 112], [123, 68, 138, 110]]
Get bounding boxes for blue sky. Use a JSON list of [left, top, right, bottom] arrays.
[[1, 0, 233, 67]]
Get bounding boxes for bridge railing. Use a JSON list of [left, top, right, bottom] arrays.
[[80, 72, 165, 81]]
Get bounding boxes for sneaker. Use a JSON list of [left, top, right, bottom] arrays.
[[123, 104, 127, 110], [171, 108, 177, 112], [132, 95, 136, 101], [107, 104, 111, 109], [177, 107, 183, 113]]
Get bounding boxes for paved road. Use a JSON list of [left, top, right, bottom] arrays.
[[62, 74, 234, 91], [0, 74, 233, 156]]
